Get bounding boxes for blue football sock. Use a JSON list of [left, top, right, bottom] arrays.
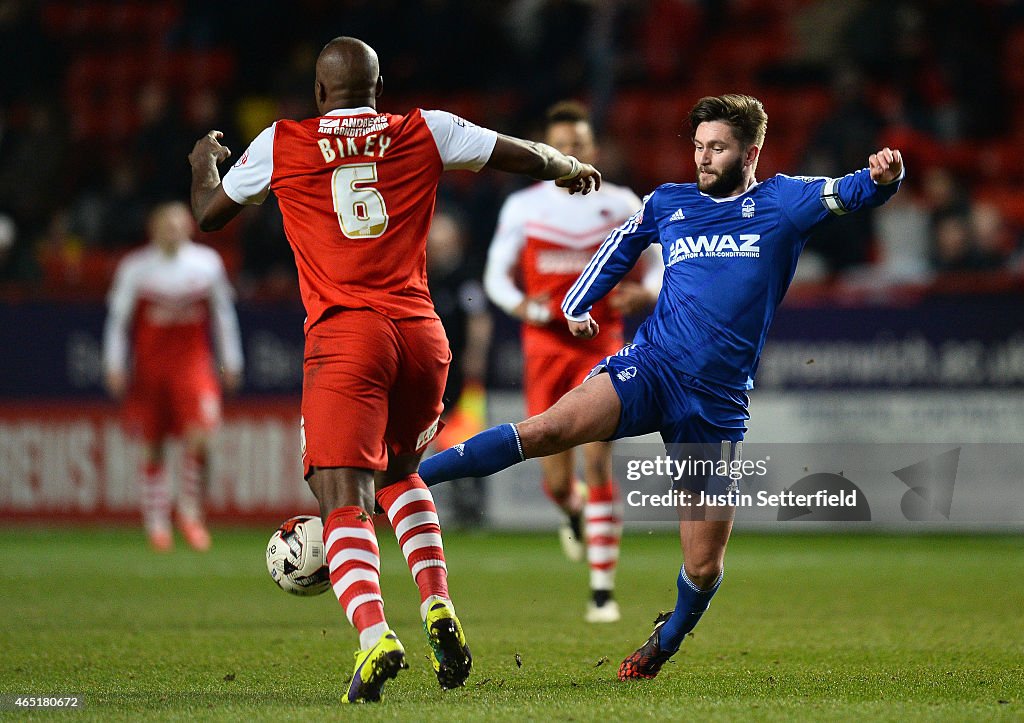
[[419, 423, 525, 487], [657, 566, 723, 652]]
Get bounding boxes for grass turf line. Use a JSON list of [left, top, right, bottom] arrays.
[[0, 528, 1021, 721]]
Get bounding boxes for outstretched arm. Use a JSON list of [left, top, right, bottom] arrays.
[[562, 192, 660, 339], [784, 146, 906, 234], [486, 134, 601, 195], [422, 110, 598, 193], [189, 131, 244, 231]]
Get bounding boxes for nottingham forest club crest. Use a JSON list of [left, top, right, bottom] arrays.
[[742, 197, 755, 218]]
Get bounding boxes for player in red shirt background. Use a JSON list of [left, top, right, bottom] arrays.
[[485, 101, 662, 624], [187, 37, 601, 704], [103, 201, 244, 553]]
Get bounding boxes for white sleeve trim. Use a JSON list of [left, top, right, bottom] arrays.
[[563, 311, 592, 323], [422, 110, 498, 171], [221, 124, 276, 205]]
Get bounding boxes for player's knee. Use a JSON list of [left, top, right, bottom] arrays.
[[683, 559, 723, 590], [519, 416, 573, 458]]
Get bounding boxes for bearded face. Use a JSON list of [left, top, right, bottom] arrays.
[[692, 121, 756, 198], [696, 153, 746, 196]]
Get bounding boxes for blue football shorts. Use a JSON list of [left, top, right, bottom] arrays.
[[585, 342, 750, 492]]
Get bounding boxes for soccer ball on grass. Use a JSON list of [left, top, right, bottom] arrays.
[[266, 515, 330, 596]]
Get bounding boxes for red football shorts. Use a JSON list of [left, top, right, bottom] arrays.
[[301, 309, 450, 476], [124, 370, 221, 443], [523, 344, 617, 417]]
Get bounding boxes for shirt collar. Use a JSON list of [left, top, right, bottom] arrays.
[[324, 107, 378, 116]]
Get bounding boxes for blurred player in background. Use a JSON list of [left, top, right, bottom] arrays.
[[103, 201, 243, 553], [421, 94, 904, 680], [187, 36, 600, 704], [484, 100, 662, 623]]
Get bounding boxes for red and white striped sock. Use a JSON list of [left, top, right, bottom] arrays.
[[177, 450, 204, 522], [141, 461, 170, 534], [323, 506, 389, 650], [542, 478, 585, 518], [375, 474, 450, 620], [586, 480, 622, 592]]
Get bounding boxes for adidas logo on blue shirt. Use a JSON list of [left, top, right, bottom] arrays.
[[669, 208, 685, 222]]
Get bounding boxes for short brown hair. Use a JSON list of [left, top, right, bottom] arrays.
[[147, 200, 190, 229], [688, 94, 767, 148], [545, 100, 590, 130]]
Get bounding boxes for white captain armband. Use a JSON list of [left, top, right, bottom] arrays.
[[820, 178, 848, 216]]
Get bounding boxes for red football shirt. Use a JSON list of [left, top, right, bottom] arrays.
[[484, 181, 663, 358], [103, 241, 244, 383], [222, 107, 497, 331]]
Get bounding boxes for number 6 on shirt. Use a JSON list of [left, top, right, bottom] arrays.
[[331, 163, 389, 238]]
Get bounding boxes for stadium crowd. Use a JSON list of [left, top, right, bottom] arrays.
[[1, 0, 1023, 302]]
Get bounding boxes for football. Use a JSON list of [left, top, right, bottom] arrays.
[[265, 515, 331, 596]]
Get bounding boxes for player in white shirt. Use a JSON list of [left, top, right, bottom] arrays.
[[104, 201, 243, 552], [484, 102, 662, 622]]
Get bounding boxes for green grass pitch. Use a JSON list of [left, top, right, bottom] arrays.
[[1, 527, 1021, 721]]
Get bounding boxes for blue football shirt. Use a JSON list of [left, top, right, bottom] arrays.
[[562, 169, 903, 390]]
